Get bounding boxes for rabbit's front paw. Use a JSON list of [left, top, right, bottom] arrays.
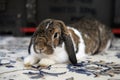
[[24, 55, 39, 67], [39, 58, 55, 67]]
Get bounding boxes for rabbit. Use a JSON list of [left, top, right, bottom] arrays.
[[24, 18, 113, 67]]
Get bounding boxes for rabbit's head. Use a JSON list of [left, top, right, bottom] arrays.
[[28, 19, 77, 64]]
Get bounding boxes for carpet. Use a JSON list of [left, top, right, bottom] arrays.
[[0, 36, 120, 80]]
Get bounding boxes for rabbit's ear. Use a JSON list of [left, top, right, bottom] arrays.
[[28, 29, 38, 54], [28, 36, 35, 54], [56, 20, 77, 65], [28, 38, 32, 54], [63, 34, 77, 65]]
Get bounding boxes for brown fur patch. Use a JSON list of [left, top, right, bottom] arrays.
[[82, 32, 99, 54]]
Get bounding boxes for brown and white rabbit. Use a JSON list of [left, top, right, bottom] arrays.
[[24, 18, 113, 67]]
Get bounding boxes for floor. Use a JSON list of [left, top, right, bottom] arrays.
[[0, 36, 120, 80]]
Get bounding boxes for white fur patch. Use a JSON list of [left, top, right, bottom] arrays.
[[39, 58, 55, 66], [24, 55, 39, 66], [104, 39, 111, 51], [42, 43, 69, 63], [46, 21, 52, 29], [24, 44, 42, 66]]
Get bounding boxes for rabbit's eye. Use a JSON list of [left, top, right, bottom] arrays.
[[54, 33, 59, 38], [49, 29, 52, 33]]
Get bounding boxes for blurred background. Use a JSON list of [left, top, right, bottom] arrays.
[[0, 0, 120, 36]]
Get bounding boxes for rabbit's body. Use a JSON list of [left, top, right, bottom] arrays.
[[70, 18, 112, 54], [24, 18, 113, 67]]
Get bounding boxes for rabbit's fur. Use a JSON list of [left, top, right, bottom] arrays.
[[70, 18, 113, 54], [24, 18, 113, 67]]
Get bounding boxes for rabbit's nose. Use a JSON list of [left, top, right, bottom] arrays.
[[39, 47, 45, 52], [39, 47, 44, 50]]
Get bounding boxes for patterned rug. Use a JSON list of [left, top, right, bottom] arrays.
[[0, 36, 120, 80]]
